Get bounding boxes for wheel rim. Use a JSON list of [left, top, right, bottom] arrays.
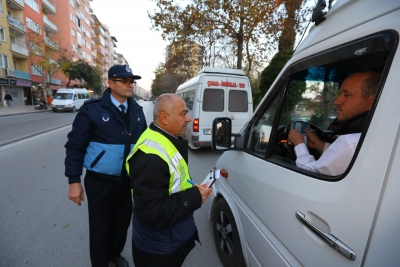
[[216, 210, 234, 257]]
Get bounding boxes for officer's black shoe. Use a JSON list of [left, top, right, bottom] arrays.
[[110, 254, 129, 267]]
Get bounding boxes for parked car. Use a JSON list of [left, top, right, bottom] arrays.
[[208, 1, 400, 266]]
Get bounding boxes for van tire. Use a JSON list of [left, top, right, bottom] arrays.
[[213, 198, 245, 267], [72, 106, 76, 112]]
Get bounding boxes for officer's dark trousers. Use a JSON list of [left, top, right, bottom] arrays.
[[84, 171, 132, 267]]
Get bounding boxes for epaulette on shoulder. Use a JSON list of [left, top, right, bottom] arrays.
[[83, 97, 101, 105]]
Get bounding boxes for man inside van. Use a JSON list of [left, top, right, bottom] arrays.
[[288, 70, 382, 176]]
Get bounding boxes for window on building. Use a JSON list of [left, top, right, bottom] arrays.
[[24, 0, 39, 13], [0, 0, 3, 13], [0, 54, 9, 68], [72, 43, 76, 52], [31, 65, 43, 76], [70, 0, 74, 6], [26, 17, 41, 34], [71, 28, 75, 37], [0, 27, 5, 42], [70, 13, 75, 22]]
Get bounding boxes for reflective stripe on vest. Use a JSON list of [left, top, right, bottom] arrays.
[[126, 128, 191, 195]]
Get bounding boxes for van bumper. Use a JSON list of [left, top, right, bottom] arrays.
[[51, 107, 74, 111], [192, 135, 211, 148]]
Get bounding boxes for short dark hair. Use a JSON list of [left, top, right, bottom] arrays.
[[360, 70, 382, 99], [5, 91, 8, 93]]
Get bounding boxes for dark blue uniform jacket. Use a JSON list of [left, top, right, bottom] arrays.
[[65, 88, 147, 184]]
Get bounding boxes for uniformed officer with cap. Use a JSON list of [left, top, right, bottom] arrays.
[[65, 64, 147, 267]]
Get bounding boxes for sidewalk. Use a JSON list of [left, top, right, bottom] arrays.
[[0, 105, 52, 117]]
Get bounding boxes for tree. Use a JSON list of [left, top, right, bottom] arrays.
[[62, 61, 103, 94], [148, 0, 311, 74], [26, 31, 74, 97], [257, 0, 310, 107]]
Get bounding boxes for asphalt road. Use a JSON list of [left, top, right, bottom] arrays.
[[0, 102, 225, 267]]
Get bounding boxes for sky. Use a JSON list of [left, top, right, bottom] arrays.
[[91, 0, 169, 92]]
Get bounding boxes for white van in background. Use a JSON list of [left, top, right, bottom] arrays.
[[176, 67, 253, 149], [209, 0, 400, 266], [51, 88, 90, 112]]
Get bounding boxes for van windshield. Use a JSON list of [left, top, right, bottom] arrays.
[[54, 93, 73, 100]]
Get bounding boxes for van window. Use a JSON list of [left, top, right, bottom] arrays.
[[243, 31, 396, 180], [183, 90, 195, 110], [54, 93, 73, 100], [203, 89, 224, 112], [229, 90, 248, 112], [78, 94, 82, 99]]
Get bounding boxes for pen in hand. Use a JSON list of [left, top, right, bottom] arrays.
[[187, 179, 214, 196]]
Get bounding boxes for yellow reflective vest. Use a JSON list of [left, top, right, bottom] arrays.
[[126, 128, 192, 195]]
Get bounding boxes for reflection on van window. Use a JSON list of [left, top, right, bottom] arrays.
[[279, 67, 339, 130], [247, 96, 279, 156], [203, 89, 224, 112], [229, 90, 248, 112], [183, 90, 195, 110], [55, 93, 73, 100]]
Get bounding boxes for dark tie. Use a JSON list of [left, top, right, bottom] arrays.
[[119, 104, 125, 113]]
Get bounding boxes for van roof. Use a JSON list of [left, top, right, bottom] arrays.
[[56, 88, 89, 92], [294, 0, 400, 57], [198, 67, 244, 76]]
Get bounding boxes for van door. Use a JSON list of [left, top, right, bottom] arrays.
[[225, 76, 252, 133], [218, 31, 397, 266], [199, 75, 227, 137]]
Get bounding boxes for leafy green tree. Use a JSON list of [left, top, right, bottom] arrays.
[[257, 0, 306, 107]]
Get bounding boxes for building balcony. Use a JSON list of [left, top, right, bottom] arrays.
[[45, 37, 59, 50], [43, 15, 57, 32], [78, 53, 85, 60], [6, 0, 24, 10], [15, 70, 31, 80], [42, 0, 56, 15], [11, 43, 29, 58], [8, 16, 26, 34]]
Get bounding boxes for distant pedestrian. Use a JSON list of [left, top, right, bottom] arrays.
[[65, 64, 147, 267], [47, 95, 52, 106], [4, 91, 13, 107]]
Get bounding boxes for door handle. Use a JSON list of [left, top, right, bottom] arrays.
[[296, 211, 356, 261]]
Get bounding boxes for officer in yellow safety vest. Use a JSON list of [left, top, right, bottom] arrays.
[[126, 93, 212, 267]]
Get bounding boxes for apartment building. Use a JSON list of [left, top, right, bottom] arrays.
[[51, 0, 93, 91], [0, 0, 128, 107]]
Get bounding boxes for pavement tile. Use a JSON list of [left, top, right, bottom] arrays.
[[0, 105, 52, 117]]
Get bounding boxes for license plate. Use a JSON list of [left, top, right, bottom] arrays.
[[203, 129, 212, 135]]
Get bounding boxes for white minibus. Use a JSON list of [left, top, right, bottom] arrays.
[[176, 67, 253, 149], [51, 88, 90, 112], [209, 0, 400, 266]]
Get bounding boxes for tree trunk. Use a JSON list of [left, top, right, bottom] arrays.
[[237, 0, 245, 69]]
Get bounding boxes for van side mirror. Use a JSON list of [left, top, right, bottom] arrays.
[[212, 118, 232, 151]]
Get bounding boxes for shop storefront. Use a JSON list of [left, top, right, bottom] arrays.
[[0, 78, 32, 107]]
